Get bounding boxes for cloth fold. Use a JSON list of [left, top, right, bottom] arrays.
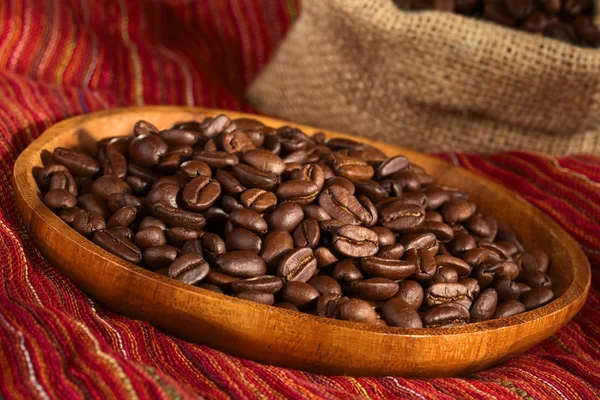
[[0, 1, 598, 399]]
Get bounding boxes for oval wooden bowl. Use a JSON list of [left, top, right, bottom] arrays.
[[13, 106, 590, 377]]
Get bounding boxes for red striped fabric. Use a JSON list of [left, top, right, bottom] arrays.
[[1, 1, 599, 399]]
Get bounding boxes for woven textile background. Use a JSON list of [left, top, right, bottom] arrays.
[[0, 1, 599, 399]]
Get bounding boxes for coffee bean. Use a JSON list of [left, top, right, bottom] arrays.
[[229, 209, 268, 235], [293, 220, 321, 248], [166, 227, 199, 247], [205, 269, 239, 289], [53, 147, 100, 178], [319, 186, 369, 225], [268, 202, 304, 232], [72, 210, 106, 237], [106, 206, 136, 228], [333, 156, 374, 181], [57, 206, 82, 224], [361, 256, 417, 280], [351, 278, 399, 301], [307, 275, 342, 296], [493, 300, 526, 318], [393, 280, 424, 310], [128, 134, 168, 168], [193, 150, 239, 169], [134, 227, 167, 250], [334, 298, 378, 324], [149, 202, 206, 230], [201, 233, 226, 263], [277, 247, 317, 282], [281, 281, 320, 308], [235, 291, 275, 305], [225, 228, 262, 253], [232, 163, 277, 191], [215, 169, 245, 195], [379, 201, 425, 233], [382, 298, 423, 328], [144, 245, 179, 269], [333, 225, 379, 258], [303, 205, 331, 222], [231, 275, 284, 294], [516, 270, 552, 288], [432, 267, 459, 284], [425, 283, 470, 307], [314, 247, 340, 269], [215, 251, 266, 278], [44, 189, 77, 209], [240, 189, 277, 212], [182, 176, 221, 211], [423, 303, 470, 328], [332, 259, 364, 282], [520, 287, 554, 310], [139, 216, 166, 231], [93, 229, 142, 264], [168, 254, 209, 285], [376, 155, 410, 179], [377, 244, 406, 260]]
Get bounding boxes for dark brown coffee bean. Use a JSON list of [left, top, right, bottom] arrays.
[[332, 259, 364, 282], [72, 210, 106, 237], [545, 21, 579, 43], [166, 227, 198, 247], [220, 130, 255, 154], [259, 230, 294, 273], [313, 247, 339, 269], [319, 219, 346, 235], [382, 298, 423, 328], [146, 184, 180, 209], [128, 134, 168, 168], [200, 233, 226, 263], [505, 0, 534, 19], [531, 249, 549, 273], [107, 206, 136, 228], [200, 114, 233, 139], [240, 189, 277, 212], [516, 270, 552, 288], [361, 256, 417, 280], [376, 156, 410, 179], [107, 193, 142, 213], [423, 303, 470, 328], [182, 176, 221, 212], [157, 128, 198, 146], [205, 269, 239, 289], [91, 176, 131, 200], [242, 148, 286, 175], [435, 255, 471, 276], [213, 170, 244, 196], [179, 160, 212, 179], [393, 280, 424, 310], [193, 150, 239, 169], [215, 251, 266, 278], [149, 202, 206, 230], [573, 15, 600, 46], [93, 229, 142, 264], [469, 288, 498, 322], [139, 216, 166, 231], [53, 147, 100, 178], [235, 291, 275, 305], [319, 186, 370, 225], [520, 287, 554, 310], [307, 275, 342, 296], [440, 199, 476, 223], [57, 206, 82, 224], [124, 176, 149, 194], [493, 300, 526, 319], [333, 225, 379, 258], [492, 278, 521, 302], [377, 244, 406, 260], [563, 0, 583, 16], [425, 283, 470, 307], [448, 233, 477, 255], [134, 227, 167, 250], [44, 189, 77, 209], [226, 228, 262, 253], [231, 275, 284, 294], [335, 298, 378, 324], [303, 205, 331, 222], [229, 209, 268, 235], [379, 202, 425, 233], [351, 278, 398, 301], [323, 176, 355, 194], [353, 180, 389, 200], [412, 248, 437, 282], [134, 120, 159, 136], [333, 156, 374, 181], [522, 11, 551, 32], [277, 247, 317, 283], [168, 254, 209, 285], [268, 202, 304, 232], [274, 302, 299, 312], [369, 227, 395, 247], [280, 281, 319, 309], [143, 245, 178, 269], [49, 170, 78, 196], [432, 267, 459, 284], [232, 163, 277, 191], [293, 220, 321, 248]]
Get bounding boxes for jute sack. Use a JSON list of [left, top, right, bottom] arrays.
[[247, 0, 600, 154]]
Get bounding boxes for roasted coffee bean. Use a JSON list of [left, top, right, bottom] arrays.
[[124, 176, 149, 194], [197, 283, 223, 293], [226, 228, 262, 253], [108, 227, 133, 241], [274, 302, 299, 312], [259, 230, 294, 273], [193, 151, 239, 169], [199, 233, 226, 263], [166, 227, 199, 247], [432, 267, 459, 284], [351, 278, 399, 301], [333, 156, 374, 181], [268, 202, 304, 232], [361, 256, 416, 280], [440, 199, 476, 223], [49, 170, 77, 196], [53, 147, 100, 178], [425, 283, 470, 307], [231, 276, 284, 294], [107, 206, 136, 228], [435, 255, 471, 276], [182, 176, 221, 211], [277, 247, 317, 282], [134, 120, 159, 136], [144, 245, 179, 269], [393, 280, 424, 310], [139, 216, 166, 231], [303, 205, 331, 222], [377, 244, 406, 260], [158, 129, 198, 146], [412, 248, 437, 281], [353, 180, 389, 200], [379, 202, 425, 233], [134, 227, 167, 250], [531, 249, 549, 273], [93, 229, 142, 264], [423, 303, 470, 328], [107, 193, 142, 213], [240, 188, 277, 212], [448, 233, 477, 255], [517, 270, 552, 288], [281, 281, 320, 309], [146, 184, 180, 209], [229, 209, 268, 235], [307, 275, 342, 295], [57, 206, 82, 224], [332, 259, 364, 282], [215, 251, 266, 278], [370, 227, 396, 247], [319, 186, 370, 225], [149, 202, 206, 230], [382, 298, 423, 328], [205, 269, 239, 289], [44, 189, 77, 209], [92, 176, 131, 200], [293, 220, 321, 248], [168, 254, 209, 285], [574, 15, 600, 46], [493, 300, 526, 318], [323, 176, 355, 194], [72, 210, 106, 237], [235, 291, 275, 305], [376, 155, 410, 179], [334, 298, 378, 324], [333, 225, 379, 258], [276, 180, 319, 205], [520, 287, 554, 310], [232, 163, 277, 190], [179, 160, 212, 179], [492, 278, 521, 302], [128, 134, 168, 168], [241, 148, 286, 175], [313, 247, 339, 269]]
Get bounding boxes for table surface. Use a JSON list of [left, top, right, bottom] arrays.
[[0, 1, 599, 399]]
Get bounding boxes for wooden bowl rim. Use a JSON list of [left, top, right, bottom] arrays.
[[13, 105, 591, 339]]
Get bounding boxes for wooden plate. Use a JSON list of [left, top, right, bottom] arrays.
[[12, 106, 590, 377]]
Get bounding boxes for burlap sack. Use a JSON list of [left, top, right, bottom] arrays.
[[247, 0, 600, 154]]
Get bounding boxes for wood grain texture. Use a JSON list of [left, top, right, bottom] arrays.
[[12, 106, 590, 377]]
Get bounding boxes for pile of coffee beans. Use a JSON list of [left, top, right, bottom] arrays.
[[395, 0, 600, 47], [38, 114, 555, 328]]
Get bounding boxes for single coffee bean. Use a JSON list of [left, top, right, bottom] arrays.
[[423, 303, 470, 328], [281, 281, 320, 309], [268, 202, 304, 232], [274, 302, 299, 312], [333, 156, 374, 181], [235, 291, 275, 305], [492, 278, 521, 302], [307, 275, 342, 296], [303, 205, 331, 222], [376, 156, 410, 179], [205, 269, 239, 289], [134, 120, 159, 136], [412, 248, 437, 282], [276, 180, 319, 205], [214, 169, 245, 195], [323, 176, 355, 194], [214, 251, 266, 278], [334, 298, 379, 324], [225, 228, 262, 253], [166, 227, 199, 247], [193, 150, 239, 169], [220, 130, 255, 154], [379, 201, 425, 233], [432, 266, 459, 284], [134, 227, 167, 250], [139, 216, 166, 231], [440, 199, 476, 223], [72, 210, 106, 237], [149, 202, 206, 230], [44, 189, 77, 209], [435, 255, 471, 276], [229, 208, 268, 235], [181, 239, 203, 256], [240, 188, 277, 212], [313, 247, 340, 269], [57, 206, 82, 224], [182, 176, 221, 211], [107, 193, 142, 213], [333, 225, 379, 258], [382, 298, 423, 328], [49, 170, 78, 196], [531, 249, 549, 273], [332, 259, 364, 282], [92, 176, 131, 200], [448, 233, 477, 255], [201, 233, 226, 263], [361, 256, 417, 280], [179, 160, 212, 179], [351, 278, 399, 301], [293, 220, 321, 248], [377, 244, 406, 260], [231, 275, 284, 294], [128, 134, 168, 168], [493, 300, 526, 318], [53, 147, 100, 178], [470, 288, 498, 322], [93, 229, 142, 264], [232, 163, 277, 191], [516, 270, 552, 288], [277, 247, 317, 282], [143, 245, 179, 269], [242, 148, 286, 175], [520, 287, 554, 310], [393, 280, 424, 310], [259, 230, 294, 273], [106, 206, 136, 228], [353, 180, 389, 201], [319, 186, 369, 225], [146, 184, 180, 209], [425, 283, 470, 307], [168, 254, 209, 285], [158, 128, 198, 146]]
